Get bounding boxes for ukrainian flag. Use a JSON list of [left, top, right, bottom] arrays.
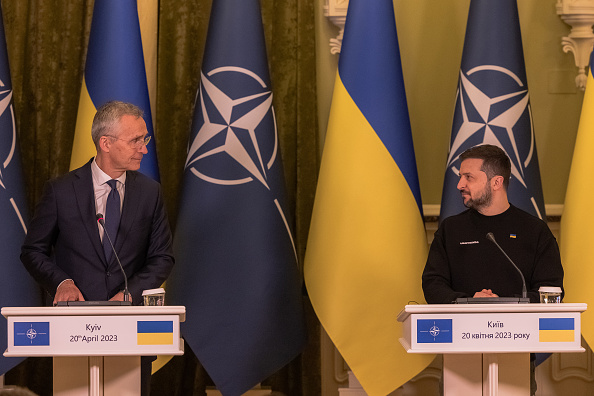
[[560, 50, 594, 347], [304, 1, 431, 394], [539, 318, 575, 343], [70, 0, 159, 181], [137, 320, 174, 345]]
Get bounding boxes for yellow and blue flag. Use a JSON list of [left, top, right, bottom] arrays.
[[539, 318, 574, 343], [440, 0, 546, 221], [137, 320, 174, 345], [165, 0, 306, 394], [560, 50, 594, 346], [304, 1, 431, 394], [0, 2, 42, 374], [70, 0, 159, 180]]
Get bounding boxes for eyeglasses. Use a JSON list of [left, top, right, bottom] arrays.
[[105, 135, 151, 149]]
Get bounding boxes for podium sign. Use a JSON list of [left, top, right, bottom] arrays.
[[2, 306, 185, 396], [397, 303, 587, 396], [398, 303, 585, 354], [4, 308, 183, 356]]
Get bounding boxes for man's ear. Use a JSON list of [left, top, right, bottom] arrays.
[[491, 175, 504, 190], [98, 136, 111, 153]]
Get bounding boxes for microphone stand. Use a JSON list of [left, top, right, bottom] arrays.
[[486, 232, 528, 301], [96, 213, 131, 304]]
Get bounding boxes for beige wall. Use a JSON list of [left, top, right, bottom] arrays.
[[316, 0, 585, 207]]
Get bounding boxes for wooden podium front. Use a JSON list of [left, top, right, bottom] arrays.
[[2, 305, 185, 396], [397, 303, 586, 396]]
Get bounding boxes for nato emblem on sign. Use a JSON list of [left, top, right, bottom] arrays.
[[445, 65, 543, 219], [418, 319, 452, 343], [14, 322, 50, 346]]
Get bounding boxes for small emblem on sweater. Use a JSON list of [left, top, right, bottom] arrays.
[[459, 241, 479, 245], [510, 234, 517, 239]]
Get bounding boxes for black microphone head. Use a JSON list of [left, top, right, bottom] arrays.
[[96, 213, 105, 225], [486, 232, 495, 242]]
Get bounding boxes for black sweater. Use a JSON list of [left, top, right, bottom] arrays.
[[422, 204, 564, 304]]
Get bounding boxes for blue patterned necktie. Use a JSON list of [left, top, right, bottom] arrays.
[[103, 179, 120, 262]]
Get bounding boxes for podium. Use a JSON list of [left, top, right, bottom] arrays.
[[397, 303, 586, 396], [2, 305, 185, 396]]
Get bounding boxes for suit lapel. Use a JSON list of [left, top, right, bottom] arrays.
[[73, 160, 106, 265]]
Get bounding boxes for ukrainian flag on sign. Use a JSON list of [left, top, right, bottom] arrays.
[[539, 318, 574, 343], [304, 1, 431, 395], [70, 0, 159, 181], [137, 321, 173, 345]]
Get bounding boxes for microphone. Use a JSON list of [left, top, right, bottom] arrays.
[[486, 232, 528, 300], [96, 213, 131, 303]]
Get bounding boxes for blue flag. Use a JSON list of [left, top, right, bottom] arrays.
[[70, 0, 159, 180], [440, 0, 546, 221], [166, 0, 306, 394], [0, 3, 42, 375]]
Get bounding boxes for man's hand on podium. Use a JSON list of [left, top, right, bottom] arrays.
[[54, 279, 85, 305], [473, 288, 499, 298]]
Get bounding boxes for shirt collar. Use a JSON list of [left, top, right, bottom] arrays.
[[91, 157, 127, 186]]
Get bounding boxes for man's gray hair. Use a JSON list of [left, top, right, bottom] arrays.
[[91, 101, 144, 146]]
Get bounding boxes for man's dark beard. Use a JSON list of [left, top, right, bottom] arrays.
[[462, 182, 492, 211]]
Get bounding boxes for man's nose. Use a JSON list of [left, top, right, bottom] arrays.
[[457, 178, 464, 190], [140, 144, 148, 154]]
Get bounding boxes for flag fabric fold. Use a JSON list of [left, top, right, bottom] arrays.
[[304, 1, 431, 395], [0, 2, 42, 375], [165, 0, 306, 394], [70, 0, 159, 181], [560, 50, 594, 345], [440, 0, 546, 222]]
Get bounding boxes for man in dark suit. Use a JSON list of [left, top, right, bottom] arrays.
[[21, 100, 174, 305]]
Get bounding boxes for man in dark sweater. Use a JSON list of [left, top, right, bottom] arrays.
[[422, 144, 564, 304]]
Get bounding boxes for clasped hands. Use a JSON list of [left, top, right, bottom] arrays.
[[473, 288, 499, 298]]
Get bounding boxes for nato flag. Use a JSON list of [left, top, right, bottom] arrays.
[[0, 2, 42, 375], [166, 0, 306, 394], [440, 0, 546, 222]]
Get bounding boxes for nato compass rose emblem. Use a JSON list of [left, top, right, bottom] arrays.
[[429, 325, 440, 338], [446, 65, 542, 218], [185, 66, 297, 260], [16, 323, 49, 345], [419, 320, 450, 342], [26, 327, 37, 341], [186, 66, 278, 188], [0, 78, 27, 233]]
